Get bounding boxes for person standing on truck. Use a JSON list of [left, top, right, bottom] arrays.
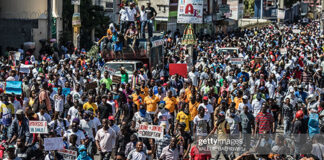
[[121, 67, 129, 84], [144, 2, 157, 39], [100, 71, 113, 91]]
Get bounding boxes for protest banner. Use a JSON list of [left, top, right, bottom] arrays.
[[182, 24, 196, 45], [44, 137, 64, 151], [53, 88, 71, 96], [138, 124, 163, 140], [58, 149, 77, 160], [230, 58, 244, 65], [255, 57, 263, 63], [292, 29, 301, 34], [177, 0, 203, 24], [5, 81, 22, 95], [29, 121, 48, 134], [112, 75, 121, 83], [169, 63, 188, 78], [19, 64, 33, 74]]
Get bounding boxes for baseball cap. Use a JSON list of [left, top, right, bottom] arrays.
[[72, 118, 80, 124], [16, 109, 24, 115], [108, 116, 115, 121], [243, 95, 248, 99], [203, 96, 208, 100], [219, 111, 225, 116]]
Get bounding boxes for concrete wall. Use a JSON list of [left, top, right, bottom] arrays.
[[0, 0, 48, 19]]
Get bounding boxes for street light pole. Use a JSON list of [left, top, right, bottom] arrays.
[[73, 3, 81, 50], [47, 0, 52, 40], [261, 0, 263, 19], [321, 0, 324, 34]]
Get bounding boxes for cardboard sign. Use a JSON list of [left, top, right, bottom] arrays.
[[292, 29, 301, 34], [29, 121, 48, 134], [58, 149, 77, 160], [44, 137, 64, 151], [5, 81, 22, 95], [85, 82, 97, 91], [112, 75, 121, 84], [254, 57, 263, 63], [19, 64, 33, 74], [53, 88, 71, 96], [138, 124, 164, 140], [230, 58, 244, 65], [169, 63, 188, 78]]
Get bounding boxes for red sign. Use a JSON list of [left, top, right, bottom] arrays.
[[169, 63, 188, 78]]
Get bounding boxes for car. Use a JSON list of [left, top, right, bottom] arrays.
[[102, 60, 143, 83]]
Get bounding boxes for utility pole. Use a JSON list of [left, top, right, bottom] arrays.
[[261, 0, 263, 19], [72, 0, 81, 50], [277, 0, 284, 24], [321, 0, 324, 34], [47, 0, 52, 40]]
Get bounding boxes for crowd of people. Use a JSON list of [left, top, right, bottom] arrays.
[[1, 5, 324, 160]]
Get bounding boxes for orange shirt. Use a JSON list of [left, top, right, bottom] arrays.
[[132, 93, 145, 110], [189, 101, 199, 121], [217, 97, 232, 105], [141, 87, 149, 97], [144, 95, 160, 113], [234, 97, 243, 110], [163, 97, 178, 113]]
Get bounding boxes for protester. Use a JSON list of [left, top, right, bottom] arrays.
[[0, 16, 323, 160]]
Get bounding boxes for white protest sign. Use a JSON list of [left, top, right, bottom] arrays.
[[20, 64, 33, 74], [44, 137, 64, 151], [177, 0, 204, 24], [292, 29, 301, 33], [58, 149, 77, 160], [138, 124, 164, 140], [280, 48, 287, 55], [29, 121, 48, 134], [230, 58, 244, 65]]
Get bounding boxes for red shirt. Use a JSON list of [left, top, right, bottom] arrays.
[[256, 112, 274, 133], [190, 145, 211, 160]]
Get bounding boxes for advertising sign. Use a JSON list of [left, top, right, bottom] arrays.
[[177, 0, 204, 24]]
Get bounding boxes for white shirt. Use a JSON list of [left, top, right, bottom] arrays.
[[68, 107, 79, 124], [37, 112, 51, 123], [119, 8, 128, 21], [238, 102, 252, 112], [140, 10, 147, 21], [64, 129, 85, 146], [125, 7, 137, 21], [266, 81, 276, 99], [95, 128, 116, 152], [188, 71, 199, 87], [251, 99, 265, 117], [54, 94, 64, 112], [92, 117, 102, 132], [198, 103, 214, 120], [80, 119, 95, 139], [13, 100, 22, 112]]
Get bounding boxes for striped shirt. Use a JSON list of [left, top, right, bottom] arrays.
[[255, 112, 274, 133]]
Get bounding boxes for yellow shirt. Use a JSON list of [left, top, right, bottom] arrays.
[[29, 98, 35, 107], [176, 111, 191, 132], [0, 103, 15, 115], [189, 101, 199, 121], [163, 97, 178, 113], [234, 97, 243, 110], [83, 102, 98, 114], [132, 93, 145, 110], [141, 87, 149, 97], [144, 95, 160, 113]]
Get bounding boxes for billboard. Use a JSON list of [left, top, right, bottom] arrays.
[[177, 0, 204, 24]]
